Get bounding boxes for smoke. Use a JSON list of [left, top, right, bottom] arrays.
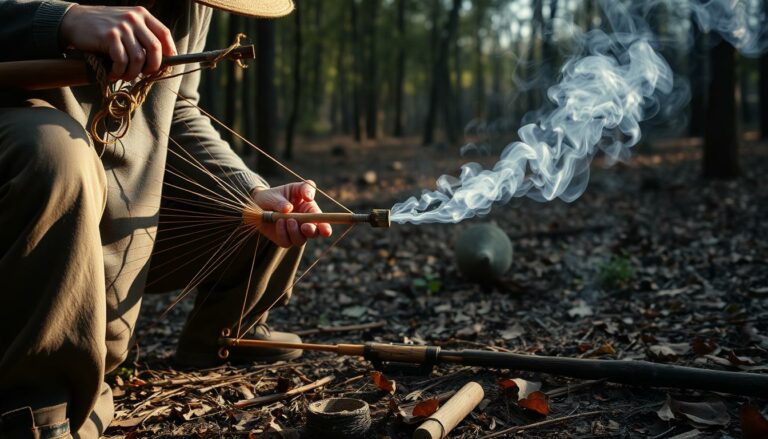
[[390, 0, 766, 225]]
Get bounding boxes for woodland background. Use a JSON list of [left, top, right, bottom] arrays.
[[110, 1, 768, 437], [200, 0, 764, 181]]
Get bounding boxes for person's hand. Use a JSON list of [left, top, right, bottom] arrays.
[[60, 5, 177, 81], [251, 181, 333, 248]]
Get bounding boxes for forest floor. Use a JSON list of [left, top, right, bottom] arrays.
[[105, 135, 768, 438]]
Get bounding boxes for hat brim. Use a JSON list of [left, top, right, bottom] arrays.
[[194, 0, 294, 18]]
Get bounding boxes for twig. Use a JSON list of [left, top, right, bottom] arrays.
[[478, 410, 604, 438], [294, 320, 386, 336], [546, 379, 606, 398], [233, 375, 334, 409]]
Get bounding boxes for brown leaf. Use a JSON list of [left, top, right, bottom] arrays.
[[371, 371, 396, 394], [585, 343, 616, 358], [657, 395, 730, 429], [412, 398, 439, 418], [740, 404, 768, 439], [518, 391, 550, 416], [727, 351, 755, 367], [497, 378, 541, 400], [691, 338, 718, 356]]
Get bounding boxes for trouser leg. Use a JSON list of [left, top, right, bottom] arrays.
[[0, 104, 108, 437], [145, 173, 303, 363]]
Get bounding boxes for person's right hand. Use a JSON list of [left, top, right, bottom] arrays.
[[60, 5, 177, 82]]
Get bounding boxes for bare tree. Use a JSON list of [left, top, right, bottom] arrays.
[[704, 40, 739, 179], [393, 0, 406, 137], [284, 1, 302, 160], [423, 0, 462, 146], [256, 19, 277, 175], [363, 0, 381, 140]]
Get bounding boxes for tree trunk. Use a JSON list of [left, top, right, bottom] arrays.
[[312, 2, 323, 116], [703, 41, 739, 179], [393, 0, 406, 137], [364, 0, 380, 140], [760, 54, 768, 139], [256, 19, 277, 175], [350, 0, 362, 142], [423, 0, 462, 146], [689, 16, 707, 137], [284, 1, 302, 160], [473, 6, 485, 119]]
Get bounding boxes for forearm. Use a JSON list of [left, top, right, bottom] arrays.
[[0, 0, 75, 61]]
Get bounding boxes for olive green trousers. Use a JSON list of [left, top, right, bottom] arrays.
[[0, 102, 301, 438]]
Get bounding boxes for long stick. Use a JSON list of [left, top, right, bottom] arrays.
[[218, 338, 768, 397], [242, 208, 391, 228], [0, 45, 255, 91], [233, 375, 334, 409]]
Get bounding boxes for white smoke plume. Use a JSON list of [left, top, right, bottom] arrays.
[[390, 0, 766, 225]]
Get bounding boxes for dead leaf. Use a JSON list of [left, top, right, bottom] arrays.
[[727, 351, 755, 367], [568, 300, 593, 318], [691, 338, 718, 356], [657, 395, 730, 429], [648, 345, 679, 362], [498, 378, 541, 400], [740, 404, 768, 439], [585, 343, 616, 357], [500, 323, 524, 340], [518, 391, 550, 416], [412, 399, 439, 417], [371, 371, 396, 394]]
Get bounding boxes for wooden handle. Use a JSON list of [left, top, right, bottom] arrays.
[[413, 382, 484, 439], [0, 59, 91, 90], [0, 45, 255, 91], [265, 212, 370, 224]]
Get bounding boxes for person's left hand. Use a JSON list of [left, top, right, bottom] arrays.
[[251, 181, 333, 248]]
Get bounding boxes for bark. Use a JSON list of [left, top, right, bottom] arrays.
[[284, 1, 302, 160], [393, 0, 406, 137], [423, 0, 462, 146], [760, 54, 768, 139], [350, 0, 362, 142], [703, 40, 739, 179], [364, 0, 380, 140], [311, 2, 323, 115], [689, 16, 707, 137], [256, 19, 277, 175], [473, 6, 486, 119]]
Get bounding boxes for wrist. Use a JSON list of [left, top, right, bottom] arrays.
[[58, 3, 81, 48]]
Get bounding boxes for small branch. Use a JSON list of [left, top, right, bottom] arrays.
[[233, 375, 334, 409], [294, 320, 386, 336], [479, 410, 604, 438]]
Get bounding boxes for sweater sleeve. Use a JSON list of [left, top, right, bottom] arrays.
[[169, 6, 269, 199], [0, 0, 76, 61]]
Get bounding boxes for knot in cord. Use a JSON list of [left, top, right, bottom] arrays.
[[87, 33, 248, 146]]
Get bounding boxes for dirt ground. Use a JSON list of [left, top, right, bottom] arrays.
[[105, 135, 768, 438]]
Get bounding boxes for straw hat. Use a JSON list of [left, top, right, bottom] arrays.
[[194, 0, 294, 18]]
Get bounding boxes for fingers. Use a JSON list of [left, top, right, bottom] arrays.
[[132, 20, 163, 75], [121, 30, 145, 81], [143, 11, 177, 56], [297, 199, 332, 238], [107, 29, 128, 80], [286, 219, 307, 246]]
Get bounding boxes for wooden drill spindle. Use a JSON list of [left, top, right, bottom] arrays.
[[242, 207, 391, 228]]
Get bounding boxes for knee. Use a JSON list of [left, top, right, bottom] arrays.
[[6, 108, 106, 200]]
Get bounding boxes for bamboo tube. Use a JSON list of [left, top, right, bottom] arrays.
[[413, 382, 484, 439]]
